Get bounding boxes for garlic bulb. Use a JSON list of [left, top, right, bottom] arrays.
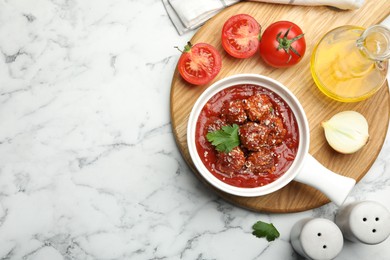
[[322, 111, 369, 154]]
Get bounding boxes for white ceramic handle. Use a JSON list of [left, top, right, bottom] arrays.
[[294, 154, 356, 206]]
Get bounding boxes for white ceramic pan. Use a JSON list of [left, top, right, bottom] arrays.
[[187, 74, 356, 206]]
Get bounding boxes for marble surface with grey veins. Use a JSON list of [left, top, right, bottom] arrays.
[[0, 0, 389, 259]]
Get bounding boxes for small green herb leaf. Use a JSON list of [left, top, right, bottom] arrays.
[[206, 124, 240, 153], [252, 221, 280, 242]]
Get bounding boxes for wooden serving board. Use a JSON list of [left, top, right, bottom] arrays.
[[170, 0, 390, 212]]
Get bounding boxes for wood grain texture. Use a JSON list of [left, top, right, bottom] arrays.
[[170, 0, 390, 212]]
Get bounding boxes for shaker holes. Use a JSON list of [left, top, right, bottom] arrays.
[[363, 217, 380, 222]]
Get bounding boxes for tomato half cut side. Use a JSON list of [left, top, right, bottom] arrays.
[[177, 42, 222, 85], [221, 14, 261, 59]]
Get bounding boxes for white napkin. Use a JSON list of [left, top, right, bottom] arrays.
[[163, 0, 365, 35], [162, 0, 239, 35]]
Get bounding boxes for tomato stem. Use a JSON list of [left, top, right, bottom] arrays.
[[174, 46, 183, 53], [174, 41, 193, 54], [184, 42, 193, 52], [276, 27, 304, 63]]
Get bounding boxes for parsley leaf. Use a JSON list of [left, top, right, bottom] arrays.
[[206, 124, 240, 153], [252, 221, 280, 242]]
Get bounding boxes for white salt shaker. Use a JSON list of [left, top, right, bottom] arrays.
[[290, 218, 343, 260], [335, 201, 390, 244]]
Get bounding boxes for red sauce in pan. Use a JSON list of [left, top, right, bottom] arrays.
[[195, 84, 299, 188]]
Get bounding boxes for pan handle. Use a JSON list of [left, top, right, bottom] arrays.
[[294, 154, 356, 206]]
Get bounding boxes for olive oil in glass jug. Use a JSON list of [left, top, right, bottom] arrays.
[[311, 25, 390, 102]]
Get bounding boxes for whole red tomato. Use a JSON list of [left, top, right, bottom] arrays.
[[177, 42, 222, 85], [259, 21, 306, 68], [221, 14, 261, 59]]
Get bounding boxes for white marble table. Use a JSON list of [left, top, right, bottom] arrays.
[[0, 1, 389, 259]]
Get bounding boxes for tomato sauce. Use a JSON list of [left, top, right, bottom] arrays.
[[195, 84, 299, 188]]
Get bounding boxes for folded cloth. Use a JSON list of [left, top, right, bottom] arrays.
[[163, 0, 365, 35], [162, 0, 239, 35]]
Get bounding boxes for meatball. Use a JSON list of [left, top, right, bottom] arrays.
[[243, 94, 273, 122], [239, 122, 270, 151], [221, 100, 247, 124], [265, 116, 287, 146], [245, 148, 275, 175], [215, 147, 245, 176], [206, 117, 227, 133]]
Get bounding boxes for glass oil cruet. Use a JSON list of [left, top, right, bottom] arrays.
[[311, 25, 390, 102]]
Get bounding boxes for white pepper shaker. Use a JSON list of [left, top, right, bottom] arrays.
[[290, 218, 343, 260], [335, 201, 390, 244]]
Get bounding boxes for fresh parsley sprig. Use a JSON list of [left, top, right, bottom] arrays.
[[252, 221, 280, 242], [206, 124, 240, 153]]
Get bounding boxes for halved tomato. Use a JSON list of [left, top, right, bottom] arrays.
[[221, 14, 261, 59], [177, 42, 222, 85]]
